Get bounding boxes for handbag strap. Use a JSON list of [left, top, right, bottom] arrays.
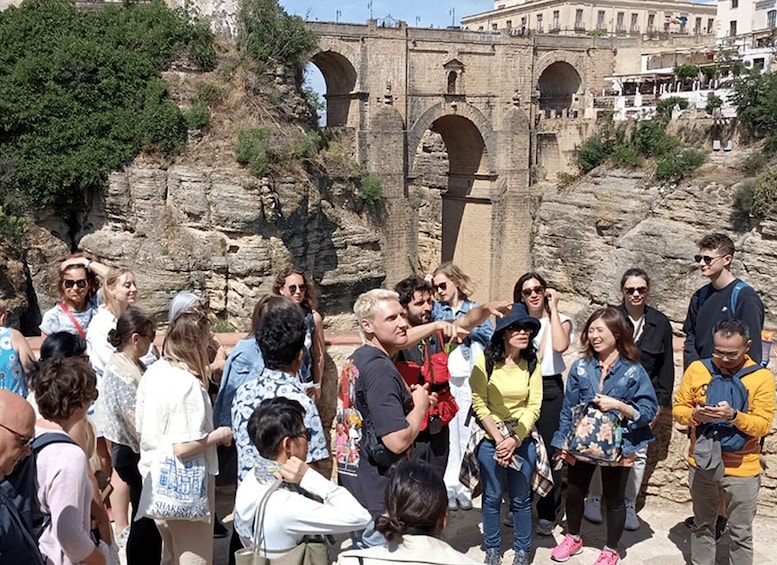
[[250, 478, 285, 555], [59, 302, 86, 338]]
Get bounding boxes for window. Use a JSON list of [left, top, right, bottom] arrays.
[[729, 20, 737, 36], [631, 13, 639, 32], [447, 71, 457, 94], [769, 10, 777, 28], [536, 14, 543, 32], [731, 0, 738, 8], [754, 58, 765, 71], [616, 12, 624, 31], [553, 10, 560, 30], [664, 13, 671, 32], [575, 9, 584, 29], [478, 26, 484, 31], [707, 18, 715, 34], [492, 23, 498, 30], [506, 20, 512, 29], [648, 14, 655, 32], [521, 16, 527, 31], [597, 10, 605, 30], [695, 17, 702, 34]]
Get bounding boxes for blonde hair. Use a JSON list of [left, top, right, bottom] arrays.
[[432, 262, 473, 300], [103, 267, 134, 316], [163, 310, 211, 388], [353, 289, 399, 340]]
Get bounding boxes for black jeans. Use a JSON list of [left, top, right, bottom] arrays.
[[534, 374, 565, 522], [566, 460, 630, 549], [112, 443, 162, 565]]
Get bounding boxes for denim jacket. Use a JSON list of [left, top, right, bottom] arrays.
[[431, 299, 493, 361], [551, 356, 658, 457], [213, 337, 264, 427]]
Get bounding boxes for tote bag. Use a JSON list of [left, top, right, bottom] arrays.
[[137, 446, 210, 522], [234, 479, 328, 565]]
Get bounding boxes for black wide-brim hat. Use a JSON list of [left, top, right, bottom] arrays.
[[492, 303, 541, 340]]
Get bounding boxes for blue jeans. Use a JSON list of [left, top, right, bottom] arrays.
[[477, 437, 536, 553]]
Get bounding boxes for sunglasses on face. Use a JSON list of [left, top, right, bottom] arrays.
[[507, 323, 534, 334], [521, 285, 545, 298], [0, 423, 33, 449], [694, 254, 724, 265], [624, 286, 648, 296], [286, 284, 307, 295], [292, 428, 313, 441], [63, 279, 88, 289], [435, 282, 447, 292]]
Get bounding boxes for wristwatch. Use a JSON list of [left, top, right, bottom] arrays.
[[729, 409, 738, 421]]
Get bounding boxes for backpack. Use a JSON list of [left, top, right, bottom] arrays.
[[0, 433, 77, 540], [697, 281, 769, 368], [697, 358, 761, 453], [394, 331, 458, 433]]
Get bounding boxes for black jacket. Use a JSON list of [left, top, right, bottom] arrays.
[[617, 304, 675, 408]]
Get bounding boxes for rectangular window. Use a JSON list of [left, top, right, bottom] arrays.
[[492, 23, 498, 30], [575, 9, 584, 29], [769, 10, 777, 28], [506, 20, 512, 29], [708, 18, 715, 34], [730, 20, 737, 36], [731, 0, 738, 8], [597, 10, 605, 30], [536, 14, 543, 32], [616, 12, 624, 31], [695, 17, 702, 34], [631, 13, 639, 32], [648, 14, 655, 32], [553, 10, 560, 30]]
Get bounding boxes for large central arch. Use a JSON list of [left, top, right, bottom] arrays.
[[308, 50, 358, 127], [538, 61, 582, 111]]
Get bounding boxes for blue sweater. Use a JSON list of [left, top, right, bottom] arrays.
[[551, 356, 658, 457]]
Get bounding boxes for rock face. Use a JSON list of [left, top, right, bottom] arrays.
[[532, 157, 777, 514], [76, 164, 386, 329]]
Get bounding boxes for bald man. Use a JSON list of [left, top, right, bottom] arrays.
[[0, 389, 44, 565]]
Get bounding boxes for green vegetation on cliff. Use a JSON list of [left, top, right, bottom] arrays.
[[0, 0, 215, 240]]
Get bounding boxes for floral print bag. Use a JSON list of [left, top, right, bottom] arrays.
[[564, 402, 624, 466]]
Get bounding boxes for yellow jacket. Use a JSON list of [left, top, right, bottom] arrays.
[[672, 358, 775, 477]]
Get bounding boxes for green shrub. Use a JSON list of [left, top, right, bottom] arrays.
[[656, 96, 689, 120], [752, 169, 777, 218], [732, 71, 777, 138], [184, 99, 210, 130], [197, 82, 223, 104], [742, 152, 766, 176], [674, 64, 700, 79], [235, 128, 270, 177], [655, 148, 705, 182], [360, 173, 382, 204], [706, 93, 723, 114], [610, 143, 639, 168], [577, 136, 607, 172], [239, 0, 317, 69], [733, 180, 756, 218], [586, 29, 605, 37], [556, 172, 577, 187], [634, 120, 679, 158], [0, 207, 27, 242], [293, 130, 323, 160]]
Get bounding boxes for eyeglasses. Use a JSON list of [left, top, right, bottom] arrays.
[[694, 255, 724, 266], [63, 279, 88, 289], [624, 286, 648, 296], [435, 282, 447, 292], [286, 284, 307, 295], [0, 423, 33, 449], [521, 286, 545, 298], [711, 350, 744, 361], [507, 323, 534, 334], [291, 428, 313, 441]]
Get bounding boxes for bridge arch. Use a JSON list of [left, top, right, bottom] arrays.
[[308, 50, 358, 127], [534, 52, 585, 113]]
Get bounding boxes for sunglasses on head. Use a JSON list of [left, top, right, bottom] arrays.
[[694, 254, 724, 265], [0, 423, 33, 449], [624, 286, 648, 296], [286, 284, 307, 294], [435, 282, 447, 292], [63, 279, 88, 289], [521, 285, 545, 298]]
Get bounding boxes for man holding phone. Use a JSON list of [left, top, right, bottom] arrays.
[[673, 319, 775, 565]]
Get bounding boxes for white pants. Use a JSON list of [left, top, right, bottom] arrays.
[[588, 445, 648, 504], [443, 375, 473, 498]]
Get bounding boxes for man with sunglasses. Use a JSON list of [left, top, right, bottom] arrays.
[[0, 389, 45, 564], [683, 233, 764, 369]]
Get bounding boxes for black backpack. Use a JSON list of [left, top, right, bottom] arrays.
[[0, 433, 77, 540]]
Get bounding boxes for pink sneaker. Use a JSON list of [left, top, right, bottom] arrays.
[[551, 534, 584, 562], [592, 548, 622, 565]]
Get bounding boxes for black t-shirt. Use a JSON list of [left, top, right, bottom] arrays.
[[337, 345, 410, 517]]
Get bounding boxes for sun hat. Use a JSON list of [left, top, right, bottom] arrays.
[[493, 303, 541, 339]]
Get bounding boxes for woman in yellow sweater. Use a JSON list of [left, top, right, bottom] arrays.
[[471, 304, 542, 565]]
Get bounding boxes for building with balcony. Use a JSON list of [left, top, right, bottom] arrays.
[[461, 0, 718, 39]]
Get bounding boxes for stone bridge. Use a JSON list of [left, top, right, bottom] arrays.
[[306, 20, 617, 299]]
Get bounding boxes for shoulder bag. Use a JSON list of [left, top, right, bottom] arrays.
[[563, 402, 624, 466], [234, 479, 328, 565]]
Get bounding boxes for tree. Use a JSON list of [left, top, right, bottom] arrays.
[[239, 0, 317, 69]]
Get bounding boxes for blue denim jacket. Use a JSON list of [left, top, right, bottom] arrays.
[[431, 299, 493, 361], [551, 356, 658, 456], [213, 337, 265, 427]]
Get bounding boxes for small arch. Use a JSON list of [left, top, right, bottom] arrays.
[[309, 50, 358, 127], [538, 61, 582, 112], [447, 71, 457, 94]]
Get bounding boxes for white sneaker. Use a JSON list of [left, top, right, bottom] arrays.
[[456, 492, 473, 510], [448, 496, 458, 511], [624, 502, 639, 531], [584, 496, 603, 524], [535, 518, 555, 536]]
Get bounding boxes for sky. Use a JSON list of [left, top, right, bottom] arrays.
[[278, 0, 491, 29]]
